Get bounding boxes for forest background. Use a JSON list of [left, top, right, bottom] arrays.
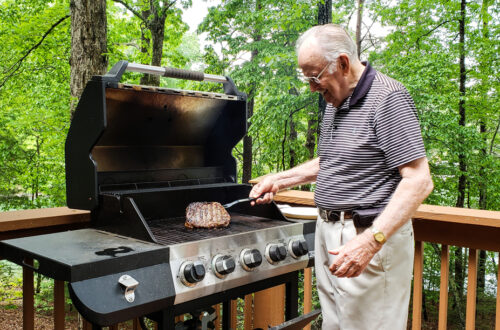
[[0, 0, 498, 328]]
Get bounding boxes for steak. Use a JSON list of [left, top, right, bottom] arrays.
[[185, 202, 231, 229]]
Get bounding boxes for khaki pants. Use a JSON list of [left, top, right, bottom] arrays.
[[314, 217, 414, 330]]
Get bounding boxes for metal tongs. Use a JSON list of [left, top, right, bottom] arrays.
[[222, 194, 266, 209]]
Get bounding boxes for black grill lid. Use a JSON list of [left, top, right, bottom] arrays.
[[65, 61, 247, 210]]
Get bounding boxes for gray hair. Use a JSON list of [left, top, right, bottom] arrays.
[[296, 24, 358, 73]]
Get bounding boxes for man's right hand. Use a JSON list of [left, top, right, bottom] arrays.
[[249, 175, 280, 206]]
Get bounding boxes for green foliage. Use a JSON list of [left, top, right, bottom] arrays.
[[369, 0, 499, 210], [0, 0, 70, 210], [0, 0, 195, 210], [199, 0, 318, 180], [0, 261, 23, 308]]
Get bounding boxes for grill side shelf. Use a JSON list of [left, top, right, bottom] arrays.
[[0, 229, 168, 282], [68, 263, 175, 326]]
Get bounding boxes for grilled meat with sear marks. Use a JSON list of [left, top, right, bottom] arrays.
[[185, 202, 231, 228]]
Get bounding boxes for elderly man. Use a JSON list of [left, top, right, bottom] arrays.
[[250, 24, 433, 329]]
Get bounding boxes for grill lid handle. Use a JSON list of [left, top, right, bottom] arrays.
[[99, 61, 245, 97], [127, 62, 228, 83]]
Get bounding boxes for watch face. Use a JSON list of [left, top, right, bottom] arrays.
[[374, 232, 385, 243]]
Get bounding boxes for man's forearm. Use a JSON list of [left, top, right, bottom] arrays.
[[270, 158, 319, 190], [372, 158, 433, 239]]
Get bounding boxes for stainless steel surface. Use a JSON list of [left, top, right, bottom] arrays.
[[169, 222, 309, 305], [118, 275, 139, 303]]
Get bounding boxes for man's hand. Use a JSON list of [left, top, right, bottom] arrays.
[[328, 230, 382, 277], [248, 158, 319, 206], [249, 175, 280, 206]]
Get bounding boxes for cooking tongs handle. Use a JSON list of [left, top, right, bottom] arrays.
[[126, 62, 228, 83]]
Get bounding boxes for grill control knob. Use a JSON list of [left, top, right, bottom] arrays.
[[288, 239, 309, 259], [180, 261, 205, 287], [240, 248, 262, 271], [212, 255, 236, 278], [265, 244, 287, 264]]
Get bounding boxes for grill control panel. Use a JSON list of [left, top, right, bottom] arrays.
[[170, 223, 310, 305]]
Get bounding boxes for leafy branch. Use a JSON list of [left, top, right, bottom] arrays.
[[0, 15, 70, 89], [490, 114, 500, 155], [415, 20, 450, 49]]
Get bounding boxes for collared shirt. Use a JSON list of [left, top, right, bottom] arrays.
[[314, 62, 426, 210]]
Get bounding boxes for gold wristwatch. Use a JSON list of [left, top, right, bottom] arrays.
[[370, 226, 387, 245]]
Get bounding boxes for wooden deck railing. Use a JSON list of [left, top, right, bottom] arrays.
[[1, 193, 499, 329]]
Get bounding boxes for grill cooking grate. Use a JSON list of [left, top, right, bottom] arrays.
[[147, 213, 287, 245]]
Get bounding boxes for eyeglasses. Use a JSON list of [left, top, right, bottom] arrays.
[[301, 62, 331, 84]]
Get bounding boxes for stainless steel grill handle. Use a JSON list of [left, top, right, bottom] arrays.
[[126, 62, 228, 83]]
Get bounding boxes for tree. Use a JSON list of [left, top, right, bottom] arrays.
[[69, 0, 107, 112], [112, 0, 189, 86]]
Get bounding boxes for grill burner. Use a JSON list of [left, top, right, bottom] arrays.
[[148, 214, 286, 245]]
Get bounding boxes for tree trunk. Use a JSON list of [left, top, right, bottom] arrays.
[[139, 9, 153, 86], [455, 0, 467, 208], [477, 0, 491, 295], [242, 0, 261, 183], [289, 117, 297, 169], [69, 0, 107, 114], [318, 0, 332, 25], [316, 0, 331, 136], [148, 8, 165, 86], [242, 95, 254, 183], [305, 113, 317, 160], [355, 0, 364, 59]]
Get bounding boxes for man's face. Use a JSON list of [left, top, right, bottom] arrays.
[[298, 46, 349, 107]]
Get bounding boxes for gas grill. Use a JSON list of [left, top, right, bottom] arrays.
[[0, 62, 316, 329]]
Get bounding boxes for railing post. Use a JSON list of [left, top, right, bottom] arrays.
[[54, 279, 65, 329], [465, 248, 478, 330], [412, 240, 424, 330], [496, 253, 500, 330], [243, 294, 253, 330], [230, 299, 238, 329], [303, 267, 313, 330], [22, 258, 34, 330], [213, 304, 221, 329], [253, 285, 285, 328], [438, 245, 449, 330]]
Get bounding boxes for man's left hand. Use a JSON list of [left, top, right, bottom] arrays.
[[328, 230, 382, 278]]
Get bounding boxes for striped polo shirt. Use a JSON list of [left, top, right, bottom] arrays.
[[314, 62, 426, 210]]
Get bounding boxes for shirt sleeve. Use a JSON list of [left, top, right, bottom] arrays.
[[373, 88, 427, 169]]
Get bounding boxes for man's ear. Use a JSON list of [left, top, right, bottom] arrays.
[[338, 54, 350, 74]]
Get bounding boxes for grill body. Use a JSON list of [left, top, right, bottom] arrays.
[[0, 62, 316, 328]]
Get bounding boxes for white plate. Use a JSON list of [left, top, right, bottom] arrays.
[[280, 207, 318, 220]]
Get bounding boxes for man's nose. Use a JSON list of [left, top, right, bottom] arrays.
[[309, 81, 319, 93]]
